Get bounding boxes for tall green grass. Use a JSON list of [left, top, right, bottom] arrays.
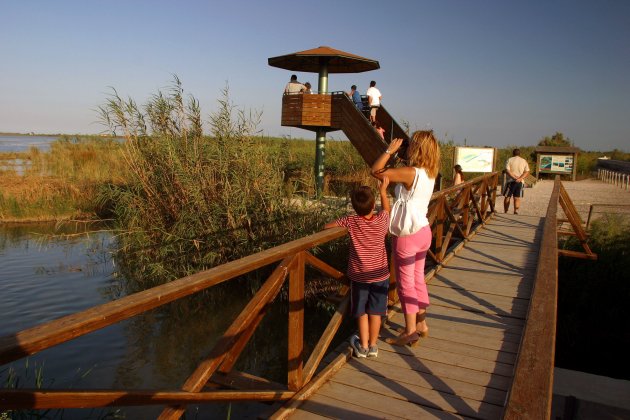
[[97, 79, 345, 288]]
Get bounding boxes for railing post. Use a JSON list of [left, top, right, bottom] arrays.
[[435, 199, 445, 261], [462, 186, 471, 235], [480, 179, 488, 219], [288, 251, 305, 391], [586, 205, 595, 230]]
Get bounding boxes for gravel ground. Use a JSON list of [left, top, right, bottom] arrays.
[[504, 178, 630, 223]]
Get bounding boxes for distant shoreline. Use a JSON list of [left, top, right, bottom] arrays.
[[0, 132, 125, 139], [0, 132, 61, 136]]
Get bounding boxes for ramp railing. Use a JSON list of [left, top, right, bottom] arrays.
[[0, 173, 499, 419]]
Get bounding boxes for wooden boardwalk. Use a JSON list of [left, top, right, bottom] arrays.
[[287, 213, 543, 419]]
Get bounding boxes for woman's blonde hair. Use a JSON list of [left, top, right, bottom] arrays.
[[406, 130, 441, 178]]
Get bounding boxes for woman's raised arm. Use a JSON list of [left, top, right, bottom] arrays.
[[371, 138, 415, 189]]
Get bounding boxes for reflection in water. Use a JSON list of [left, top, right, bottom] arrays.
[[0, 223, 349, 419]]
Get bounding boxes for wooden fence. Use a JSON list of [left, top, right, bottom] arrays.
[[598, 168, 630, 190], [0, 173, 498, 419], [503, 176, 597, 418]]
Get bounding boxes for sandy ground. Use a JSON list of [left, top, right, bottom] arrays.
[[504, 178, 630, 223]]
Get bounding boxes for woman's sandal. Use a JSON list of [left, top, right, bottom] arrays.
[[386, 332, 419, 347], [396, 326, 430, 338]]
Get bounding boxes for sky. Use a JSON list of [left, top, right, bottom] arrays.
[[1, 0, 629, 151]]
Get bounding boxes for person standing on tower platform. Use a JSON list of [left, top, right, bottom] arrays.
[[284, 74, 305, 94]]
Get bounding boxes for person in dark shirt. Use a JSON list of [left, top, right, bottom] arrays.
[[348, 85, 363, 110]]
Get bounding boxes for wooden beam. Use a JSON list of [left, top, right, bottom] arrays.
[[218, 258, 291, 374], [287, 252, 305, 391], [269, 348, 353, 420], [302, 293, 350, 385], [209, 371, 286, 392], [558, 184, 596, 257], [434, 198, 445, 262], [304, 251, 346, 282], [158, 255, 296, 420], [0, 389, 294, 409], [504, 177, 559, 419], [558, 249, 598, 260]]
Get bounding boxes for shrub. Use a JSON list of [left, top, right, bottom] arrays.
[[556, 213, 630, 379], [97, 78, 345, 288]]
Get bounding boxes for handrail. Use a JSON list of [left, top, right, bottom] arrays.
[[1, 172, 499, 417], [557, 183, 597, 260], [0, 228, 347, 366], [503, 175, 558, 419]]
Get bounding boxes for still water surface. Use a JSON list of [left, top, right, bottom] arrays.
[[0, 135, 59, 152], [0, 223, 337, 418]]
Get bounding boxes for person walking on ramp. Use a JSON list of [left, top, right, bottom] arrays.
[[325, 178, 391, 358], [371, 131, 440, 347], [504, 148, 530, 214]]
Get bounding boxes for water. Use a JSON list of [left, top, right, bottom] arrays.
[[0, 135, 59, 153], [0, 135, 58, 175], [0, 223, 342, 418]]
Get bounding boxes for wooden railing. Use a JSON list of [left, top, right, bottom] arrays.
[[503, 178, 559, 419], [503, 176, 596, 419], [557, 182, 597, 260], [0, 172, 499, 418], [598, 168, 630, 190]]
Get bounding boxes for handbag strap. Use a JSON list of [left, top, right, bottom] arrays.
[[406, 168, 422, 200]]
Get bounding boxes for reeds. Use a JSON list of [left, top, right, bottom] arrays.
[[0, 136, 126, 221], [97, 78, 346, 287]]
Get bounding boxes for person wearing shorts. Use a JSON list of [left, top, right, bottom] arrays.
[[504, 149, 530, 214], [324, 178, 391, 358], [366, 80, 382, 123]]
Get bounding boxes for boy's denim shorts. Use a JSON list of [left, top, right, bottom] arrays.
[[350, 278, 389, 317]]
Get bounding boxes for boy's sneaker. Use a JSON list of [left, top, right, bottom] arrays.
[[367, 344, 378, 358], [350, 335, 368, 358]]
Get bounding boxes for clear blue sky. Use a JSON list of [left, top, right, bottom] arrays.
[[1, 0, 629, 151]]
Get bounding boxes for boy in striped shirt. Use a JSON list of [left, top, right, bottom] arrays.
[[325, 177, 391, 358]]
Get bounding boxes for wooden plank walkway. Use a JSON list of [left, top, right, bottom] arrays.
[[287, 213, 544, 419]]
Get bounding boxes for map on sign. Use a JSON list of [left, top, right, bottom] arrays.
[[539, 154, 573, 173], [454, 147, 495, 173]]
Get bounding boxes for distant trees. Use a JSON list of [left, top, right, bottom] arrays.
[[538, 132, 573, 147]]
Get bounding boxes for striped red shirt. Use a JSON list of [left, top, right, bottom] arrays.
[[335, 210, 390, 283]]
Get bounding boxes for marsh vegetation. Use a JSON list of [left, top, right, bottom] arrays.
[[556, 213, 630, 380]]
